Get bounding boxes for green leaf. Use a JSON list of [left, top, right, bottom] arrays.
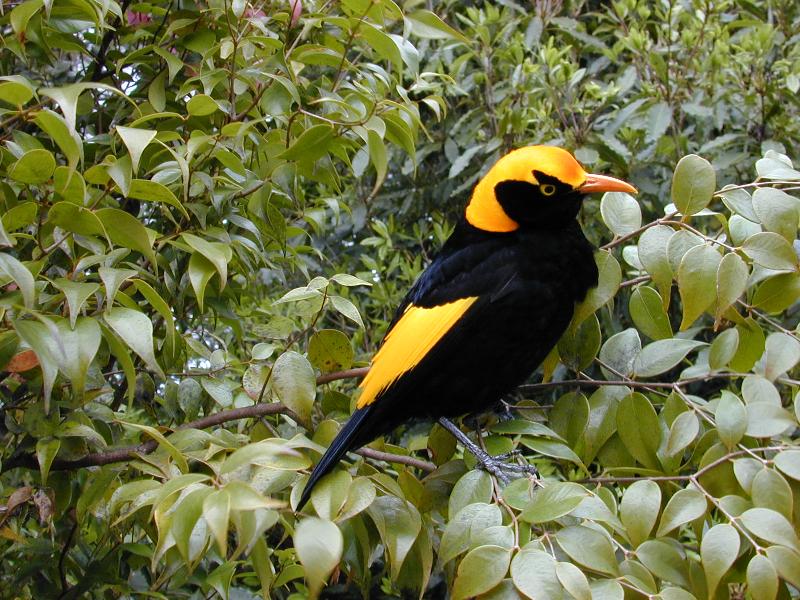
[[752, 468, 793, 519], [620, 480, 661, 547], [774, 450, 800, 481], [330, 273, 372, 287], [272, 351, 316, 423], [9, 148, 55, 184], [53, 317, 101, 399], [598, 328, 641, 378], [10, 0, 43, 36], [361, 22, 403, 69], [709, 328, 739, 371], [439, 503, 502, 565], [367, 129, 388, 193], [572, 251, 621, 326], [752, 187, 800, 242], [187, 94, 220, 116], [555, 561, 591, 600], [203, 489, 231, 556], [279, 124, 335, 162], [107, 154, 132, 197], [0, 253, 36, 309], [511, 544, 562, 600], [715, 391, 747, 449], [95, 208, 157, 267], [600, 192, 641, 236], [556, 525, 619, 576], [367, 496, 421, 578], [13, 319, 58, 411], [99, 267, 137, 309], [310, 470, 351, 521], [406, 10, 470, 43], [53, 279, 99, 329], [591, 579, 625, 600], [36, 437, 60, 485], [129, 179, 190, 219], [760, 332, 800, 381], [308, 329, 354, 373], [629, 286, 672, 340], [766, 546, 800, 589], [558, 313, 600, 371], [677, 244, 721, 329], [701, 523, 739, 598], [740, 508, 800, 551], [201, 377, 233, 407], [34, 109, 81, 169], [41, 82, 125, 133], [745, 403, 794, 438], [746, 554, 779, 600], [0, 75, 35, 105], [188, 252, 216, 311], [656, 488, 706, 537], [715, 252, 749, 319], [104, 307, 164, 378], [132, 279, 176, 348], [329, 295, 365, 327], [119, 420, 188, 473], [451, 545, 511, 600], [181, 233, 231, 289], [48, 202, 106, 238], [730, 318, 766, 372], [753, 273, 800, 313], [449, 470, 493, 518], [638, 225, 675, 304], [115, 126, 156, 175], [617, 393, 661, 469], [633, 339, 705, 377], [172, 487, 212, 561], [225, 480, 282, 511], [520, 481, 588, 524], [719, 186, 758, 222], [295, 517, 344, 597], [636, 540, 690, 587], [100, 323, 135, 404], [671, 154, 716, 216], [742, 232, 798, 272], [665, 411, 699, 457]]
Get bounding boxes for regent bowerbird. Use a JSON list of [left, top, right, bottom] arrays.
[[298, 145, 637, 510]]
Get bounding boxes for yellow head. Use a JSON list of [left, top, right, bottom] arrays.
[[465, 145, 637, 232]]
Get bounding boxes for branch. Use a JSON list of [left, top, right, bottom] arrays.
[[1, 366, 427, 474], [91, 0, 132, 81]]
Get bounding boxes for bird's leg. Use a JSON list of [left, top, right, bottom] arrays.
[[437, 417, 539, 485]]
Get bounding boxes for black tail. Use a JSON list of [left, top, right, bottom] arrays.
[[297, 406, 373, 510]]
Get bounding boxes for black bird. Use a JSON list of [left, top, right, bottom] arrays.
[[298, 146, 636, 509]]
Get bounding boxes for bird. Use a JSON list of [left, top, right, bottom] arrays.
[[297, 145, 636, 510]]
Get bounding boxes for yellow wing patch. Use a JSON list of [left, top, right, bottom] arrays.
[[357, 297, 478, 408]]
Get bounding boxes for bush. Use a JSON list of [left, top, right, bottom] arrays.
[[1, 0, 799, 598]]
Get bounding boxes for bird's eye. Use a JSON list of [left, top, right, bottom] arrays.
[[540, 184, 556, 196]]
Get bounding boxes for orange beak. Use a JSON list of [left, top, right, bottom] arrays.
[[578, 173, 638, 195]]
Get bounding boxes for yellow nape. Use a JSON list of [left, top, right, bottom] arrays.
[[357, 297, 479, 408], [465, 146, 588, 232]]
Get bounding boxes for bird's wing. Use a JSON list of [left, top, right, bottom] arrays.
[[357, 296, 478, 408], [357, 235, 514, 409]]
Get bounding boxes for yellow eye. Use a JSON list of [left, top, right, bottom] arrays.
[[540, 184, 556, 196]]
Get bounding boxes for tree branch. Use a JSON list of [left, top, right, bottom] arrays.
[[0, 366, 432, 474]]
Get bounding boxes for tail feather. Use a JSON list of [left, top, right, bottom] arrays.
[[297, 406, 373, 510]]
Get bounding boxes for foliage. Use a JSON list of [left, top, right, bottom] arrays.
[[1, 0, 800, 598]]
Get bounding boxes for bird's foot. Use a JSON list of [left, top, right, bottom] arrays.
[[473, 449, 539, 485], [437, 417, 539, 486]]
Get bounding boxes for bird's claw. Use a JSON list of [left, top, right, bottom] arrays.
[[475, 452, 539, 486]]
